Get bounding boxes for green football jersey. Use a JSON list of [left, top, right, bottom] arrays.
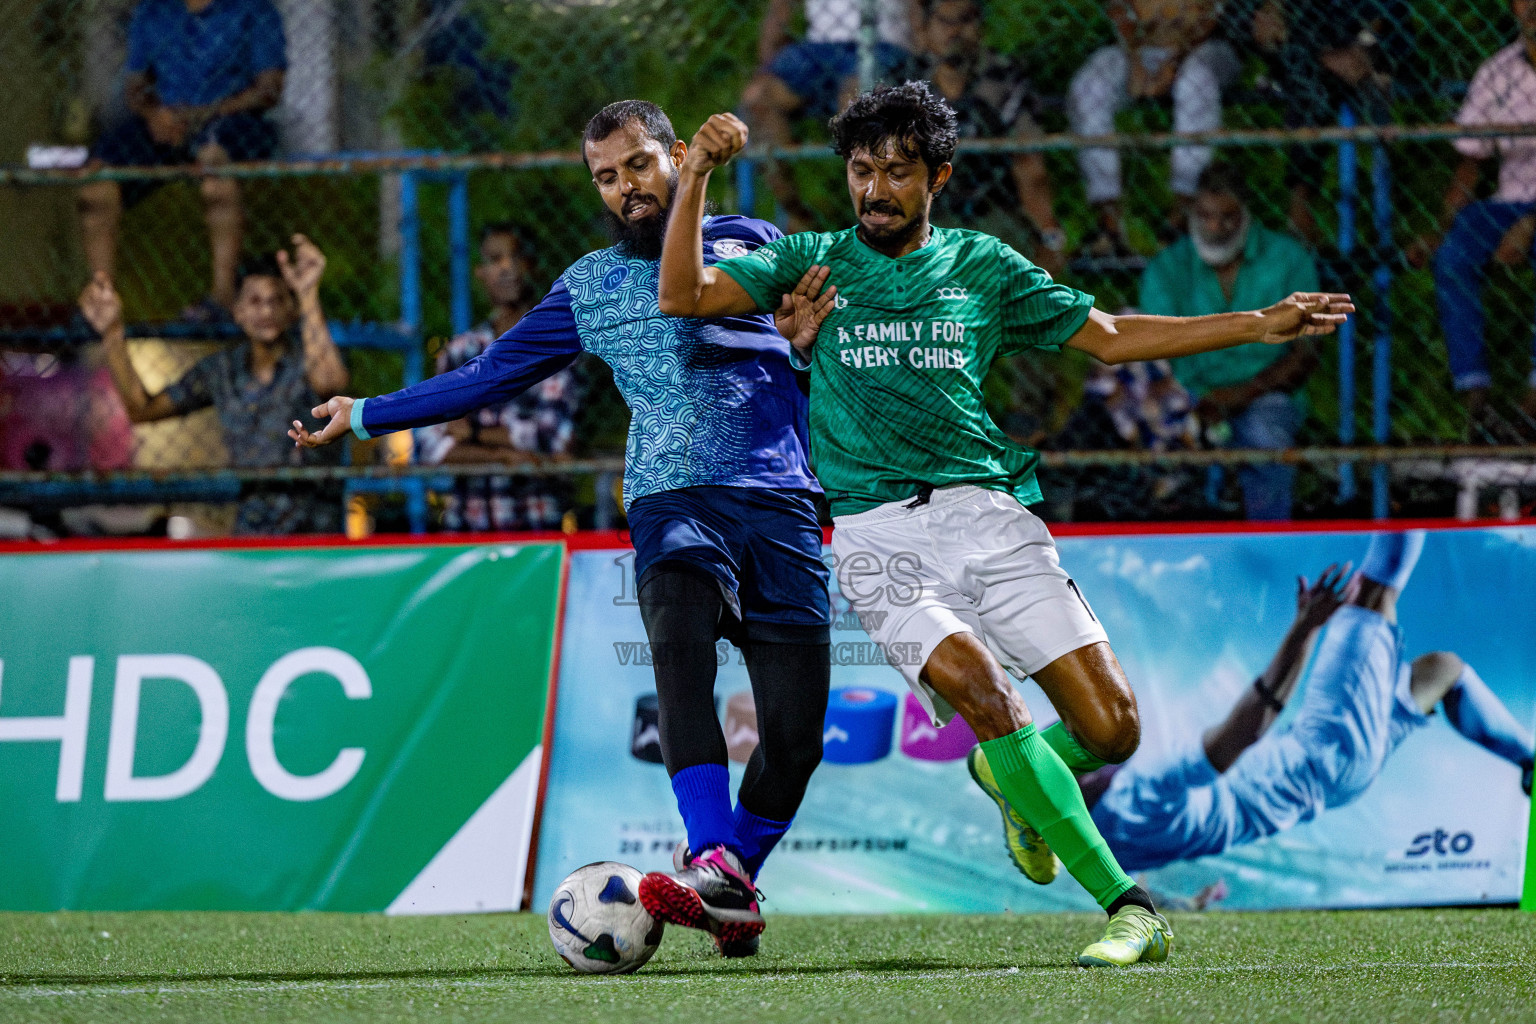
[[715, 226, 1095, 516]]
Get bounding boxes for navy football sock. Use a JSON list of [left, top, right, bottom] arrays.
[[671, 763, 738, 858], [732, 803, 793, 879]]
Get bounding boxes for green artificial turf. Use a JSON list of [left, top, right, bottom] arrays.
[[0, 908, 1531, 1024]]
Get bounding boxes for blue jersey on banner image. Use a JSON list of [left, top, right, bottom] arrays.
[[354, 216, 818, 508]]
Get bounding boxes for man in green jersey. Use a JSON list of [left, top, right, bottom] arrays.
[[657, 81, 1352, 966]]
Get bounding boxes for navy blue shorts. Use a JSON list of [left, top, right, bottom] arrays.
[[768, 41, 913, 117], [92, 113, 278, 207], [628, 486, 830, 645]]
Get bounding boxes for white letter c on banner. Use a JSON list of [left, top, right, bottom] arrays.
[[246, 647, 370, 802]]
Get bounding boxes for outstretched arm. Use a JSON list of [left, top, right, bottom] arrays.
[[1065, 293, 1354, 366], [657, 113, 766, 320], [1201, 564, 1354, 773], [80, 273, 180, 423], [289, 281, 582, 449]]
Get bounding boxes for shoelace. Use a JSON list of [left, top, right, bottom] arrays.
[[696, 857, 763, 901]]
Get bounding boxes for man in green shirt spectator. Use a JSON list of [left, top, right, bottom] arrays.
[[1139, 163, 1319, 519]]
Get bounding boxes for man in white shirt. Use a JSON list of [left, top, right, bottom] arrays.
[[1422, 0, 1536, 440], [743, 0, 920, 229]]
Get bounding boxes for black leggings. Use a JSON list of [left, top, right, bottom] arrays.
[[637, 568, 830, 822]]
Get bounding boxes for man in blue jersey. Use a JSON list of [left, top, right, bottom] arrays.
[[1082, 532, 1534, 872], [288, 100, 838, 956]]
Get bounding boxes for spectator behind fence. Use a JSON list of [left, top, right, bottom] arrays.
[[1068, 0, 1241, 255], [1048, 358, 1199, 518], [78, 235, 348, 534], [744, 0, 919, 229], [1138, 163, 1319, 519], [1417, 0, 1536, 443], [917, 0, 1068, 275], [1241, 0, 1409, 246], [416, 223, 583, 533], [79, 0, 287, 321]]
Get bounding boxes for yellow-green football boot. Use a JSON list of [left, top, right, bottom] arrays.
[[1077, 905, 1174, 967], [966, 745, 1059, 884]]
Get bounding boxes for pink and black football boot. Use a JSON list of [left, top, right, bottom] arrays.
[[640, 844, 763, 955]]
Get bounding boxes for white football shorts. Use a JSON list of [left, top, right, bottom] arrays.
[[830, 485, 1108, 726]]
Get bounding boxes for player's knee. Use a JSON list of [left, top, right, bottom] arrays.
[[1074, 701, 1141, 765], [1410, 650, 1464, 709]]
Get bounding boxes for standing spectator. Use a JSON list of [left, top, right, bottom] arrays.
[[418, 224, 583, 532], [1419, 0, 1536, 441], [1139, 163, 1319, 519], [743, 0, 920, 229], [1242, 0, 1409, 246], [1068, 0, 1241, 255], [918, 0, 1068, 275], [79, 0, 287, 320], [78, 235, 349, 534]]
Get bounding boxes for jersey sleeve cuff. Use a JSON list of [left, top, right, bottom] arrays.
[[349, 397, 372, 440], [713, 261, 775, 313], [788, 345, 813, 372]]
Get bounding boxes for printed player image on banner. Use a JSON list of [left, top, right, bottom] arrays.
[[534, 527, 1536, 914], [0, 542, 562, 913]]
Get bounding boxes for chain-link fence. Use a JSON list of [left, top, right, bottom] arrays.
[[3, 0, 1536, 537]]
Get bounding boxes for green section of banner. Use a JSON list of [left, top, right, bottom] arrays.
[[0, 542, 562, 912]]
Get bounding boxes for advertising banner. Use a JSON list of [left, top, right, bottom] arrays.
[[535, 527, 1536, 914], [0, 541, 562, 913]]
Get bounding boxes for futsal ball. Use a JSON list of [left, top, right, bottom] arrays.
[[547, 862, 664, 974]]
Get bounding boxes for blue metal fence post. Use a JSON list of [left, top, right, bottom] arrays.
[[1370, 139, 1394, 520], [1336, 106, 1359, 506], [734, 157, 757, 220], [448, 173, 472, 336], [399, 170, 423, 385]]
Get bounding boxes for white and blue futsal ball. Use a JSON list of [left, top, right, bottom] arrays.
[[547, 862, 663, 974]]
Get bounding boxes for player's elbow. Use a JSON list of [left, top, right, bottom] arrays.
[[656, 291, 694, 317]]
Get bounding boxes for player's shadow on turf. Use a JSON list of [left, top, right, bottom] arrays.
[[0, 967, 559, 986], [0, 956, 1061, 986]]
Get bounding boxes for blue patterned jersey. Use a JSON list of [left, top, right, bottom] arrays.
[[352, 215, 818, 507]]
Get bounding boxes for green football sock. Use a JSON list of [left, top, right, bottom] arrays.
[[979, 723, 1135, 910], [1040, 721, 1109, 776]]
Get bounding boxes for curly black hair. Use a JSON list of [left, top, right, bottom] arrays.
[[829, 81, 959, 180]]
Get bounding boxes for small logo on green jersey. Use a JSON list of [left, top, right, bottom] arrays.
[[936, 286, 968, 302]]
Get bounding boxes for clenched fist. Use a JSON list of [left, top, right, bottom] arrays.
[[682, 113, 749, 176]]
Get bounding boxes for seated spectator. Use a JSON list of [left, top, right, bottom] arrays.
[[1241, 0, 1409, 246], [917, 0, 1068, 275], [1048, 358, 1200, 518], [1138, 163, 1319, 519], [78, 235, 349, 534], [1068, 0, 1240, 254], [1419, 0, 1536, 442], [79, 0, 287, 320], [744, 0, 919, 228], [417, 223, 583, 532]]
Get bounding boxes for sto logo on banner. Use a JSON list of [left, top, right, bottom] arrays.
[[0, 647, 371, 803]]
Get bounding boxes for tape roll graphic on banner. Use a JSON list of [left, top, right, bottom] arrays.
[[724, 690, 759, 764], [631, 694, 664, 764], [898, 691, 978, 761], [822, 687, 897, 764]]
